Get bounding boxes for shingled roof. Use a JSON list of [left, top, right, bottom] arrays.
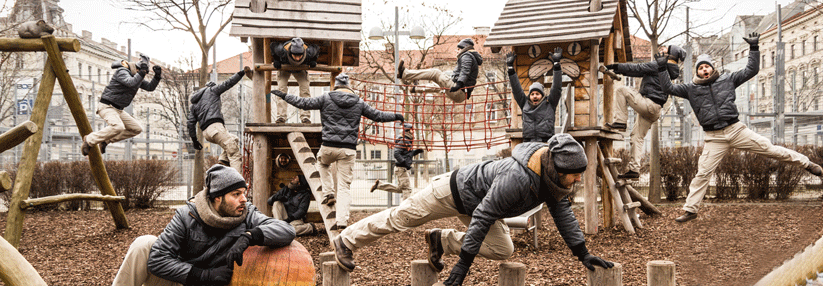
[[229, 0, 362, 42], [485, 0, 628, 47]]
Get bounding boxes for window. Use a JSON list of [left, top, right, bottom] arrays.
[[802, 41, 806, 56], [356, 150, 361, 160], [88, 66, 92, 80], [790, 44, 795, 59], [771, 51, 775, 67], [761, 83, 766, 98], [816, 66, 820, 84], [370, 150, 381, 159], [803, 70, 807, 88], [78, 63, 82, 77], [97, 68, 101, 83], [815, 36, 819, 51], [762, 55, 766, 69]]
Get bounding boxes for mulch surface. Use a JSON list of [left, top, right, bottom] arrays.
[[1, 202, 822, 285]]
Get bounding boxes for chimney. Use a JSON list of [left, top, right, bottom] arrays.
[[81, 30, 92, 40], [589, 0, 603, 12], [473, 26, 490, 36]]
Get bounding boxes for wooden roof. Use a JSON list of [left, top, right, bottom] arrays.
[[486, 0, 629, 48], [229, 0, 362, 43]]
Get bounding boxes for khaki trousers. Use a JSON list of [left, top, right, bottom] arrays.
[[683, 122, 812, 213], [317, 145, 356, 227], [374, 166, 413, 200], [271, 201, 315, 236], [276, 70, 311, 121], [340, 172, 514, 261], [612, 86, 662, 172], [86, 103, 143, 145], [203, 123, 242, 173], [111, 235, 181, 286], [402, 69, 467, 103]]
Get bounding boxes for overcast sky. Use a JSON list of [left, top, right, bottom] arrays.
[[57, 0, 801, 69]]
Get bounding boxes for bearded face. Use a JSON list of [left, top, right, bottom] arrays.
[[697, 63, 714, 79]]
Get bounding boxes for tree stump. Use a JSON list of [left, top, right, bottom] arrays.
[[229, 241, 314, 285], [647, 260, 675, 286], [587, 263, 622, 286], [411, 260, 437, 286], [322, 261, 350, 286], [499, 262, 526, 286]]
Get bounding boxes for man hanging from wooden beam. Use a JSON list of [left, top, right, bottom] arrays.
[[506, 47, 564, 143], [331, 134, 613, 286], [658, 32, 823, 223], [369, 123, 424, 200], [602, 45, 685, 179], [397, 38, 482, 103], [271, 37, 319, 124], [82, 54, 161, 156]]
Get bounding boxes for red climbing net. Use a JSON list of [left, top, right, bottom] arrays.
[[350, 78, 511, 152]]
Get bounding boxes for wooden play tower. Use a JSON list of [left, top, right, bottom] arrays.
[[485, 0, 660, 235]]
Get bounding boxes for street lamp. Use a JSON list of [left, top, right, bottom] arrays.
[[368, 6, 425, 88]]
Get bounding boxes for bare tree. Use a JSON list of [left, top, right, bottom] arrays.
[[139, 56, 198, 139]]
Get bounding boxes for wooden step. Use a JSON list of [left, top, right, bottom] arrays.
[[287, 132, 339, 241], [623, 201, 641, 210], [604, 157, 622, 165]]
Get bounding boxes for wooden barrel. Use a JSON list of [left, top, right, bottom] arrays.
[[229, 241, 315, 285]]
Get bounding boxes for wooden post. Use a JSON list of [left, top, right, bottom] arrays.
[[20, 194, 125, 210], [263, 38, 272, 123], [0, 37, 80, 52], [583, 138, 599, 234], [329, 41, 344, 87], [596, 147, 634, 234], [498, 262, 526, 286], [647, 260, 675, 286], [0, 121, 37, 153], [0, 171, 12, 193], [251, 37, 271, 214], [625, 184, 662, 215], [42, 35, 129, 229], [602, 32, 617, 227], [589, 39, 600, 127], [411, 260, 437, 286], [4, 59, 56, 248], [587, 263, 622, 286], [322, 261, 350, 286], [320, 252, 335, 275], [0, 236, 47, 286]]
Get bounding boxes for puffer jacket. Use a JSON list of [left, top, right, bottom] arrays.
[[451, 50, 483, 97], [278, 88, 398, 149], [267, 184, 311, 222], [187, 71, 244, 140], [611, 60, 680, 106], [450, 142, 585, 258], [147, 201, 295, 284], [659, 50, 759, 131], [510, 68, 562, 142], [100, 61, 160, 109], [394, 134, 423, 169]]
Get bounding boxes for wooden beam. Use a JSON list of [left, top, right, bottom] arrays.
[[5, 54, 57, 248], [263, 38, 273, 124], [21, 194, 125, 210], [251, 37, 272, 215], [42, 35, 129, 229], [0, 171, 12, 193], [613, 4, 628, 63], [0, 37, 80, 52], [271, 81, 330, 87], [583, 138, 599, 234], [589, 39, 600, 127], [597, 146, 634, 234], [329, 41, 344, 87], [625, 184, 662, 215], [0, 121, 37, 153], [0, 236, 47, 286], [255, 63, 343, 73]]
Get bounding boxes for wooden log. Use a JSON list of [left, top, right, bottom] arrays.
[[588, 39, 600, 127], [251, 37, 272, 215], [583, 138, 599, 234], [263, 38, 272, 123], [646, 260, 675, 286], [320, 251, 335, 276], [0, 121, 37, 153], [322, 261, 350, 286], [0, 37, 80, 52], [498, 262, 526, 286], [411, 260, 437, 286], [4, 57, 56, 248], [20, 194, 125, 210], [255, 63, 343, 73], [587, 263, 622, 286], [623, 201, 641, 211], [596, 147, 634, 234], [329, 41, 344, 87], [43, 35, 128, 229], [625, 184, 663, 215], [0, 236, 47, 286], [0, 171, 11, 193]]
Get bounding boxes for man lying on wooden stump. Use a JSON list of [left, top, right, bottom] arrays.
[[111, 165, 296, 286], [332, 134, 614, 285]]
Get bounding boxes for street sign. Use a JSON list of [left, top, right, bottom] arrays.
[[16, 99, 33, 115], [172, 151, 178, 158]]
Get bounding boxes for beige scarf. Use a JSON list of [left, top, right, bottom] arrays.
[[693, 69, 719, 85], [193, 190, 247, 230]]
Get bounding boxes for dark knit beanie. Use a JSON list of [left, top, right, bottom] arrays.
[[528, 82, 545, 97], [695, 54, 714, 73], [334, 73, 350, 89], [548, 134, 587, 174], [457, 38, 475, 49], [289, 37, 305, 55], [205, 164, 247, 199]]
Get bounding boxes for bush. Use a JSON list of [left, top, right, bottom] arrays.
[[106, 160, 178, 209], [715, 149, 744, 199], [28, 161, 64, 211], [740, 150, 773, 200], [659, 146, 700, 201], [63, 161, 94, 210]]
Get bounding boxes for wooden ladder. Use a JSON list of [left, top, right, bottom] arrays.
[[596, 143, 662, 234], [287, 132, 340, 241]]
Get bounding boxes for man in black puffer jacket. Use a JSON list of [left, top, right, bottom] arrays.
[[111, 165, 295, 286], [272, 73, 403, 231], [268, 175, 316, 236], [397, 38, 482, 103], [659, 33, 823, 223], [83, 57, 161, 156], [187, 69, 247, 172], [271, 37, 319, 123], [369, 123, 423, 200], [332, 134, 613, 285], [603, 45, 685, 179], [507, 47, 564, 142]]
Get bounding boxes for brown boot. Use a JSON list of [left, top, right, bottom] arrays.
[[397, 60, 405, 79], [425, 229, 445, 272], [333, 236, 355, 271], [99, 142, 108, 154], [81, 141, 91, 156], [321, 193, 336, 206], [674, 211, 697, 223], [370, 180, 380, 193], [275, 117, 286, 124], [806, 163, 823, 177]]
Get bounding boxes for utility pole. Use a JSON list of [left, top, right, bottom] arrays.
[[126, 38, 133, 160], [146, 108, 151, 158], [683, 7, 693, 146], [774, 4, 786, 143], [238, 54, 244, 141]]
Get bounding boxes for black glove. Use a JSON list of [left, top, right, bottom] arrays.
[[186, 265, 233, 285], [743, 32, 760, 51], [580, 253, 614, 271], [309, 61, 317, 68], [273, 60, 282, 69], [550, 47, 563, 63], [236, 69, 245, 77], [285, 215, 295, 223], [139, 62, 149, 73], [137, 69, 147, 78], [226, 227, 263, 267], [449, 81, 464, 93], [605, 64, 618, 72], [192, 140, 203, 150], [395, 113, 405, 122], [505, 52, 516, 76], [272, 90, 287, 98], [655, 52, 668, 72], [152, 66, 162, 79], [413, 149, 424, 156], [443, 252, 474, 286]]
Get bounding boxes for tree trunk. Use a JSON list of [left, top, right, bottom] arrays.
[[648, 39, 661, 204], [192, 49, 209, 194]]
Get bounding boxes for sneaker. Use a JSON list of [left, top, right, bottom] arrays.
[[301, 118, 311, 124], [397, 60, 405, 79], [99, 142, 108, 154], [275, 117, 286, 124], [605, 122, 627, 131], [370, 180, 380, 193], [81, 141, 91, 156], [424, 229, 445, 272], [618, 170, 640, 179], [674, 211, 697, 223], [333, 236, 355, 272], [806, 163, 823, 177], [321, 193, 336, 206]]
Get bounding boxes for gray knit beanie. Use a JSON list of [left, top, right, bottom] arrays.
[[548, 134, 587, 174], [334, 73, 350, 89], [695, 54, 713, 73], [205, 164, 247, 199], [528, 82, 545, 97]]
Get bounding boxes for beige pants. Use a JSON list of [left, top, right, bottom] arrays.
[[340, 172, 514, 261], [317, 145, 356, 227], [271, 201, 315, 236], [612, 86, 662, 172], [111, 235, 181, 286], [402, 69, 467, 103], [276, 70, 311, 122], [86, 103, 143, 145], [683, 122, 812, 213], [203, 123, 242, 173], [374, 166, 413, 200]]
